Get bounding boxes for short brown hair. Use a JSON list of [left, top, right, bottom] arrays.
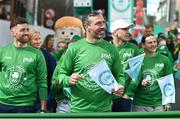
[[10, 17, 28, 29], [144, 24, 154, 29], [82, 9, 104, 30], [141, 34, 154, 44]]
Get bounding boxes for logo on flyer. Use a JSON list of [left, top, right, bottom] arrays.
[[163, 83, 174, 97], [98, 70, 114, 86]]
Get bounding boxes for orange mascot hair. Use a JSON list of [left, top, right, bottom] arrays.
[[54, 16, 83, 31]]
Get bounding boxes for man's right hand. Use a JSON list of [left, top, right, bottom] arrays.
[[141, 79, 151, 86], [69, 73, 82, 85]]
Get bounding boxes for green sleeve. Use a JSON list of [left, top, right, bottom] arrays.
[[51, 63, 67, 100], [124, 79, 139, 97], [58, 47, 74, 87], [124, 46, 140, 96], [112, 48, 126, 86], [51, 64, 60, 95], [124, 72, 142, 97], [51, 64, 62, 95], [36, 52, 48, 100]]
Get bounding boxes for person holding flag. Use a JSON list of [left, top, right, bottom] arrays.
[[57, 10, 125, 112], [127, 34, 174, 112], [110, 19, 140, 112]]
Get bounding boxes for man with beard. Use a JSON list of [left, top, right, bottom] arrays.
[[57, 10, 125, 112], [110, 19, 140, 112], [0, 17, 47, 113]]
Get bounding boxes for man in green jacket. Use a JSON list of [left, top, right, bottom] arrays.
[[0, 17, 47, 113]]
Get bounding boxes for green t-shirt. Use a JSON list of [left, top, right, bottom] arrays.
[[0, 44, 47, 106], [132, 53, 173, 106], [117, 42, 140, 72], [113, 42, 140, 98], [59, 38, 125, 112]]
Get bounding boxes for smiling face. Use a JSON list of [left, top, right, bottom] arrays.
[[29, 31, 42, 49], [143, 36, 157, 55], [11, 23, 30, 44], [85, 15, 106, 40]]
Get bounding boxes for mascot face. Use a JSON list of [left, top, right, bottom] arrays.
[[54, 16, 84, 50], [55, 26, 82, 42]]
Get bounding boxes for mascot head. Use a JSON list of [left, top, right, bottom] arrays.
[[54, 16, 84, 43]]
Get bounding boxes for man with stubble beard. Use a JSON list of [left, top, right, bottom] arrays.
[[57, 10, 125, 112], [0, 17, 47, 113]]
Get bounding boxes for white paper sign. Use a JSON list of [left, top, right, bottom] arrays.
[[128, 54, 145, 69], [157, 74, 175, 105], [125, 54, 145, 81], [88, 59, 119, 94]]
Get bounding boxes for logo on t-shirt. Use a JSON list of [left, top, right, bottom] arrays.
[[5, 65, 27, 91], [23, 57, 33, 63], [101, 53, 111, 59], [4, 56, 12, 60], [155, 63, 164, 68], [142, 70, 157, 90]]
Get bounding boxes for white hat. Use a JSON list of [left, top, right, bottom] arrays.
[[110, 19, 134, 32]]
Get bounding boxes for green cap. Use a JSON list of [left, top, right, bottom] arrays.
[[157, 45, 169, 55], [71, 35, 81, 41]]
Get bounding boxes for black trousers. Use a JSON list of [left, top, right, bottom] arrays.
[[112, 98, 132, 112]]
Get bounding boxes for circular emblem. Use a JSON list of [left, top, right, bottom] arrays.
[[163, 83, 174, 97], [45, 19, 54, 27], [45, 8, 55, 19], [5, 65, 27, 91], [99, 70, 114, 86], [143, 70, 157, 87], [112, 0, 131, 12]]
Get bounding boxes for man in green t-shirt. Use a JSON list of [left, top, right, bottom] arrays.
[[58, 10, 125, 112], [110, 19, 140, 112], [127, 35, 173, 112], [0, 17, 47, 113]]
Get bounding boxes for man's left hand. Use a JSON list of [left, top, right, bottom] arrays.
[[164, 105, 171, 111], [112, 85, 124, 96]]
